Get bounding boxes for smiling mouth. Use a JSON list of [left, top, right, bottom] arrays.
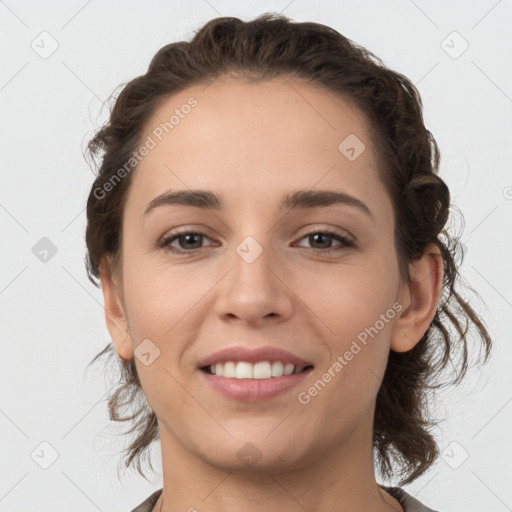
[[201, 360, 314, 379]]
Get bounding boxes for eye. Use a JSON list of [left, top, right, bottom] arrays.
[[295, 230, 355, 252], [158, 230, 215, 253]]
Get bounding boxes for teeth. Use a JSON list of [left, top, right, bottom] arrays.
[[284, 363, 294, 376], [235, 362, 253, 379], [224, 361, 236, 378], [253, 361, 272, 379], [271, 361, 283, 377], [208, 361, 307, 379]]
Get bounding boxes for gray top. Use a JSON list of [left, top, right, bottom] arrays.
[[130, 485, 439, 512]]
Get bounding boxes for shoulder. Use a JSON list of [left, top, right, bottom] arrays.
[[381, 485, 440, 512], [129, 489, 163, 512]]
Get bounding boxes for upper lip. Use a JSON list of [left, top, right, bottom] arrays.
[[197, 345, 313, 368]]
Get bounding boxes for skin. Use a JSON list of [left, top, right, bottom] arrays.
[[100, 76, 443, 512]]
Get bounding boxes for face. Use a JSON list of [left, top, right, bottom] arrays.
[[105, 76, 412, 473]]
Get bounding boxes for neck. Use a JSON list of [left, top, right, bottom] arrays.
[[154, 415, 403, 512]]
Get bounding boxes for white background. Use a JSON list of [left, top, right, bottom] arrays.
[[1, 1, 511, 511]]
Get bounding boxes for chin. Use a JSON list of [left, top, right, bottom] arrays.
[[193, 432, 310, 473]]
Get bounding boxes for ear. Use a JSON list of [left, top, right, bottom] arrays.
[[99, 256, 134, 361], [391, 243, 444, 352]]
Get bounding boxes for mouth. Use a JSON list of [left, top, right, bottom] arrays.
[[197, 345, 314, 402], [199, 364, 314, 401], [197, 345, 314, 401], [200, 361, 314, 378]]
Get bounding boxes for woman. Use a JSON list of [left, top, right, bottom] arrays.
[[85, 13, 492, 512]]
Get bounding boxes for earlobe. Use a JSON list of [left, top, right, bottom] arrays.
[[390, 243, 444, 353], [99, 257, 134, 361]]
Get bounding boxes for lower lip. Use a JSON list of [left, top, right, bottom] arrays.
[[199, 368, 313, 401]]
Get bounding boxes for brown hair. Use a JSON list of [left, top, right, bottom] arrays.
[[85, 13, 493, 485]]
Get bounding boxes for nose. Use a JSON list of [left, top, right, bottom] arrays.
[[213, 236, 294, 327]]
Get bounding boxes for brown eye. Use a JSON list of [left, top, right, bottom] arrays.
[[159, 231, 213, 253], [296, 230, 355, 252]]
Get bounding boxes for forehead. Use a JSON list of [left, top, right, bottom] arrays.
[[125, 76, 391, 221]]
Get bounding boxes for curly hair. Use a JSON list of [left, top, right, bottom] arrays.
[[85, 12, 493, 486]]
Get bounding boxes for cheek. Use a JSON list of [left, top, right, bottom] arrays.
[[300, 252, 400, 338], [299, 249, 400, 409], [302, 261, 399, 415], [121, 248, 207, 337]]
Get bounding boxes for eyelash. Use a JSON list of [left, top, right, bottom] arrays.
[[158, 228, 355, 255]]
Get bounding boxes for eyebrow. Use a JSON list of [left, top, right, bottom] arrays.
[[144, 189, 373, 220]]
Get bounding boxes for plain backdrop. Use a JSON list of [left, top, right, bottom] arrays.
[[1, 1, 511, 511]]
